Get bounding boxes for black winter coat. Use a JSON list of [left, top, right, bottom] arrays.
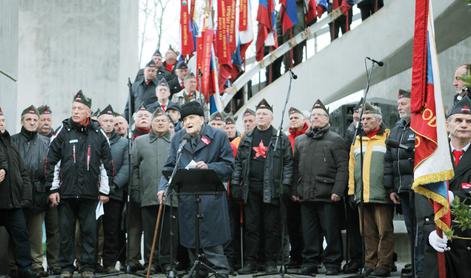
[[293, 126, 348, 202], [108, 132, 129, 201], [124, 79, 158, 121], [11, 128, 50, 212], [46, 118, 113, 200], [0, 130, 32, 209], [384, 119, 415, 193], [232, 127, 293, 204]]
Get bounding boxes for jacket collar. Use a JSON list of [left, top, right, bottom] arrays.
[[306, 124, 330, 139], [183, 124, 216, 153], [149, 130, 171, 143]]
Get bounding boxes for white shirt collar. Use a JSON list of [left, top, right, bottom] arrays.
[[450, 142, 471, 152]]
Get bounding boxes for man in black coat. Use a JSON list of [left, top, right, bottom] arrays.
[[124, 61, 159, 121], [97, 105, 129, 273], [11, 105, 50, 277], [384, 89, 418, 277], [0, 107, 38, 278], [168, 61, 189, 97], [232, 99, 293, 274], [425, 96, 471, 278], [47, 91, 114, 278], [159, 101, 234, 277], [293, 99, 348, 275], [134, 49, 173, 83]]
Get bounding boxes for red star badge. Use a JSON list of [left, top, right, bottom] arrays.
[[253, 141, 269, 159]]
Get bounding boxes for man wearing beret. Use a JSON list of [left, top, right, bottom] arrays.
[[232, 99, 293, 274], [424, 96, 471, 278], [46, 91, 113, 278], [0, 106, 38, 278], [159, 101, 234, 278], [124, 61, 159, 122], [134, 49, 173, 83], [11, 106, 50, 277], [168, 61, 189, 96], [37, 105, 61, 275], [348, 102, 394, 277], [293, 100, 348, 275], [97, 105, 129, 274], [209, 112, 226, 130]]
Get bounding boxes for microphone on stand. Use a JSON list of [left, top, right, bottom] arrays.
[[366, 57, 384, 67], [178, 134, 191, 153]]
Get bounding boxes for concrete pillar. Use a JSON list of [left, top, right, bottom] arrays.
[[0, 0, 138, 132]]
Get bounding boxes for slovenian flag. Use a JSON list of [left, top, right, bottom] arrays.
[[410, 0, 454, 277], [280, 0, 298, 34]]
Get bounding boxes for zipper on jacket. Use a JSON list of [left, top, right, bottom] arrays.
[[397, 126, 405, 192], [72, 144, 76, 163], [87, 145, 91, 171]]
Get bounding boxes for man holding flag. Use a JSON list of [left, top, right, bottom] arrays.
[[409, 0, 456, 277], [423, 97, 471, 278]]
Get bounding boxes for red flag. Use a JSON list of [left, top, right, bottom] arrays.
[[199, 29, 214, 101], [239, 0, 248, 31], [304, 0, 317, 24], [180, 0, 194, 56], [410, 1, 454, 278]]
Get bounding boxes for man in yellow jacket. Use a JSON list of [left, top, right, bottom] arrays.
[[348, 102, 394, 277]]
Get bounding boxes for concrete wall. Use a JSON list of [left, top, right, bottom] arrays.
[[0, 0, 19, 132], [0, 0, 138, 132], [370, 36, 471, 111]]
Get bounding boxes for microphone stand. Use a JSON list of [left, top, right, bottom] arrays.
[[347, 58, 377, 278], [163, 138, 187, 278], [255, 69, 308, 278]]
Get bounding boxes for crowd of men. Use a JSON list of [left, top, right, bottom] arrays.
[[0, 43, 470, 278]]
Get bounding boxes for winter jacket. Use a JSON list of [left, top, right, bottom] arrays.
[[348, 127, 391, 204], [123, 79, 158, 121], [383, 119, 415, 194], [11, 128, 50, 212], [46, 118, 113, 199], [293, 125, 348, 202], [131, 131, 171, 207], [231, 126, 293, 204], [108, 132, 129, 201], [0, 130, 32, 209]]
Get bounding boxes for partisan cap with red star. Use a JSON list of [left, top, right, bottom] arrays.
[[311, 99, 329, 114], [157, 78, 170, 88], [225, 116, 236, 125], [256, 99, 272, 112], [73, 90, 92, 108], [289, 107, 303, 116], [38, 105, 52, 115], [138, 103, 149, 112], [146, 60, 157, 68], [21, 105, 39, 117], [99, 105, 115, 117], [397, 89, 411, 99], [363, 102, 381, 115], [243, 108, 256, 117], [447, 95, 471, 118], [210, 112, 224, 122], [153, 49, 162, 57]]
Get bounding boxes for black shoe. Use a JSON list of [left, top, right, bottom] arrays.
[[95, 264, 105, 274], [325, 268, 339, 275], [371, 267, 390, 277], [343, 261, 363, 274], [238, 263, 256, 275], [17, 268, 41, 278], [362, 267, 374, 276], [287, 259, 302, 268], [401, 264, 412, 274], [126, 264, 141, 274], [299, 265, 318, 275], [264, 263, 278, 274]]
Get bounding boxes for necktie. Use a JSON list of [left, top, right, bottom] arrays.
[[180, 81, 184, 88], [161, 104, 166, 111], [452, 150, 464, 167]]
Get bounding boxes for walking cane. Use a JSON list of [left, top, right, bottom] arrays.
[[239, 203, 244, 269], [146, 202, 164, 278]]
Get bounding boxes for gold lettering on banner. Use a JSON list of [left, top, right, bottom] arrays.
[[415, 136, 421, 148], [422, 108, 436, 127]]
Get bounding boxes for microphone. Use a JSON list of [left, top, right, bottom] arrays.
[[288, 68, 298, 79], [178, 134, 191, 153], [386, 138, 411, 151], [366, 57, 384, 67]]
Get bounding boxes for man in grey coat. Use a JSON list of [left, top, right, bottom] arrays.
[[159, 101, 234, 278], [97, 105, 129, 273], [131, 108, 173, 273]]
